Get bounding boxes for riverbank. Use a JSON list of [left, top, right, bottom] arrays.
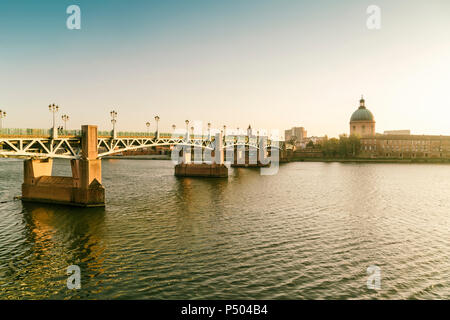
[[101, 155, 450, 164], [290, 157, 450, 164], [102, 155, 171, 160]]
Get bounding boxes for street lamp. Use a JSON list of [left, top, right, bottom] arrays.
[[110, 110, 118, 138], [146, 122, 150, 135], [110, 110, 118, 127], [207, 122, 211, 140], [0, 110, 6, 130], [223, 125, 226, 138], [190, 126, 194, 139], [154, 115, 160, 139], [185, 120, 189, 140], [49, 104, 59, 138], [61, 114, 69, 131]]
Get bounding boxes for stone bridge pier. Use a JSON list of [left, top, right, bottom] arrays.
[[174, 132, 228, 177], [22, 125, 105, 207], [229, 145, 265, 167]]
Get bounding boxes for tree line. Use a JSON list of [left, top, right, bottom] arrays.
[[317, 135, 361, 158]]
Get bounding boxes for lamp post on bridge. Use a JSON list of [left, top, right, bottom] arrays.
[[0, 110, 6, 130], [190, 126, 194, 139], [154, 115, 160, 139], [172, 124, 176, 138], [223, 125, 226, 138], [49, 104, 59, 139], [146, 122, 150, 136], [185, 120, 189, 141], [207, 122, 211, 140], [110, 110, 118, 139], [61, 114, 69, 132]]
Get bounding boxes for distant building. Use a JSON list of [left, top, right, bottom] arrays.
[[384, 130, 410, 135], [292, 136, 325, 149], [360, 134, 450, 159], [348, 96, 450, 158], [306, 136, 325, 145], [349, 96, 376, 137], [285, 127, 307, 143]]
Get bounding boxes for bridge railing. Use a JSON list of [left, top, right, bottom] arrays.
[[0, 128, 51, 137], [98, 130, 113, 137], [104, 131, 210, 140], [0, 128, 209, 139], [117, 131, 157, 138], [0, 129, 279, 143], [0, 128, 83, 137]]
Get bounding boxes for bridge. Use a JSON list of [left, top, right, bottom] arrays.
[[0, 125, 285, 207], [0, 128, 280, 159]]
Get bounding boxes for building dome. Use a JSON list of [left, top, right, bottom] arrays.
[[349, 96, 376, 137], [350, 97, 374, 122], [350, 107, 374, 122]]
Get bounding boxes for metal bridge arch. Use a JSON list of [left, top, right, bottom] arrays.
[[1, 134, 282, 159]]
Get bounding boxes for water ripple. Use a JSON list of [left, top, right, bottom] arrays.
[[0, 160, 449, 299]]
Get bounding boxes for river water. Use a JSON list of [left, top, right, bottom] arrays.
[[0, 159, 448, 299]]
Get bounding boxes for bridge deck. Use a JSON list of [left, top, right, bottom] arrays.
[[0, 128, 282, 159]]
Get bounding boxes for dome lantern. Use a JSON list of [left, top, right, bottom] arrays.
[[359, 95, 365, 108], [350, 96, 374, 122]]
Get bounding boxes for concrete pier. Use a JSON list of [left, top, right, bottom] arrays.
[[175, 163, 228, 177], [21, 125, 105, 207], [229, 145, 269, 168], [175, 132, 228, 178]]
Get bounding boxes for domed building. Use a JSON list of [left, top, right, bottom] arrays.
[[350, 96, 375, 137], [344, 95, 450, 159]]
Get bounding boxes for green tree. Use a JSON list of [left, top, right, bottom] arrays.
[[288, 136, 297, 147], [348, 134, 361, 157], [322, 137, 339, 157], [320, 134, 360, 158]]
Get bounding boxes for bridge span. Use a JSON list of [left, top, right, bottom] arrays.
[[0, 127, 281, 159], [0, 125, 286, 207]]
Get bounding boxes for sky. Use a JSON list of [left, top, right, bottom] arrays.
[[1, 0, 449, 137]]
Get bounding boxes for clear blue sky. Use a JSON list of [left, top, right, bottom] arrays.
[[1, 0, 449, 137]]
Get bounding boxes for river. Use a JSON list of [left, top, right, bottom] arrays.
[[0, 159, 448, 299]]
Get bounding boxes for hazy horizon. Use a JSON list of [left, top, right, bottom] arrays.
[[1, 0, 449, 137]]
